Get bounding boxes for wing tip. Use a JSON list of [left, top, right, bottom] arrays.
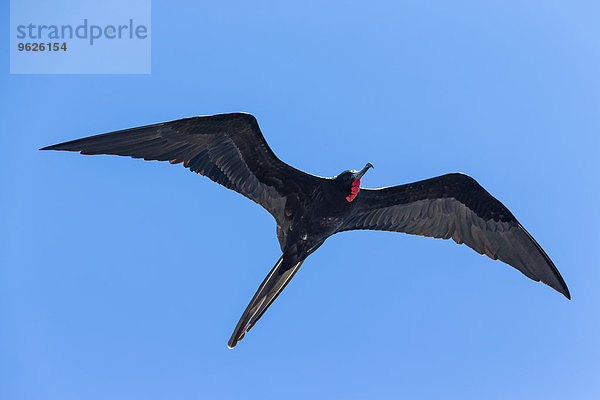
[[560, 285, 571, 300], [558, 277, 571, 300], [39, 144, 58, 151], [542, 276, 570, 300], [39, 143, 78, 152], [546, 267, 571, 300]]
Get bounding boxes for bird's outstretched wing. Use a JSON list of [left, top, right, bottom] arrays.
[[41, 113, 322, 224], [341, 173, 570, 298], [228, 255, 304, 348]]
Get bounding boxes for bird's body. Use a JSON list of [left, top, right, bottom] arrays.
[[41, 112, 570, 348], [276, 173, 366, 254]]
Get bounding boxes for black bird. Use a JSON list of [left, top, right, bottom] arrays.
[[41, 112, 570, 348]]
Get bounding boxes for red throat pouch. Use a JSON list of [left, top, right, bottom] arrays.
[[346, 179, 360, 202]]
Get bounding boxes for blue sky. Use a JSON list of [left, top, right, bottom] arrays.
[[1, 1, 599, 399]]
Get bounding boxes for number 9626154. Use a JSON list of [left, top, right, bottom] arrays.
[[17, 42, 67, 51]]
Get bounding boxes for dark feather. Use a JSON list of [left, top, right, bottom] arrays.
[[228, 255, 304, 348], [342, 173, 570, 299], [41, 113, 323, 224]]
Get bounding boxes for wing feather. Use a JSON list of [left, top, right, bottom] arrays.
[[342, 173, 570, 298], [41, 113, 323, 223]]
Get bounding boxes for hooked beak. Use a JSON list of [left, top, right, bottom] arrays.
[[354, 163, 373, 179]]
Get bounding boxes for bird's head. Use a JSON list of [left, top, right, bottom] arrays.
[[333, 163, 373, 202]]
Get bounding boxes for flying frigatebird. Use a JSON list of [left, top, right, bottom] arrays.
[[41, 112, 570, 348]]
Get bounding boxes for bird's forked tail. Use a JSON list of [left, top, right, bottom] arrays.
[[228, 255, 304, 348]]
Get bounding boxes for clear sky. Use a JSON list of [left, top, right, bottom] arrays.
[[1, 1, 599, 399]]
